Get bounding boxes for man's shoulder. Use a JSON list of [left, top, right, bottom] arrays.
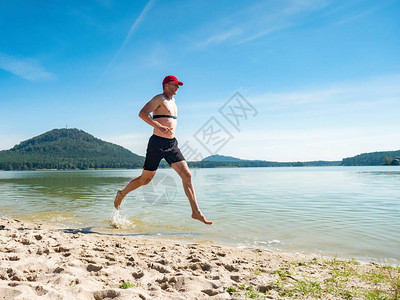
[[151, 93, 166, 102]]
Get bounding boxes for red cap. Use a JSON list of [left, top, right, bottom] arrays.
[[162, 75, 183, 86]]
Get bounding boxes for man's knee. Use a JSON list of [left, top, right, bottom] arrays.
[[181, 170, 192, 181], [140, 174, 154, 185]]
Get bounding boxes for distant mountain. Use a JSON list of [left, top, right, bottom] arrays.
[[0, 128, 144, 170], [342, 150, 400, 166], [190, 154, 340, 168], [201, 151, 400, 167], [202, 154, 242, 162], [202, 151, 400, 167]]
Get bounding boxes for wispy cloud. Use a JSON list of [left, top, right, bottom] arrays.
[[251, 73, 400, 109], [194, 28, 242, 49], [322, 0, 389, 27], [0, 52, 56, 82], [333, 6, 380, 26], [193, 0, 327, 48], [118, 0, 155, 53], [234, 24, 289, 45], [98, 0, 155, 82]]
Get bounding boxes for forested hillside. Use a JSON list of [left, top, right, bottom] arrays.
[[342, 150, 400, 166], [188, 155, 340, 168], [0, 129, 144, 170]]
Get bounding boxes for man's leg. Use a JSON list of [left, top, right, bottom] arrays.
[[171, 161, 213, 225], [114, 170, 156, 210]]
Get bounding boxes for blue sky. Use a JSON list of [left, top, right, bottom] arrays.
[[1, 0, 399, 161]]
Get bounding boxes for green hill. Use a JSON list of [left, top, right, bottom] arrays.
[[0, 128, 144, 170], [202, 154, 242, 162], [342, 150, 400, 166]]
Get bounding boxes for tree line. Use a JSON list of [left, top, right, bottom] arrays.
[[342, 150, 400, 166], [188, 160, 340, 168], [1, 128, 398, 170]]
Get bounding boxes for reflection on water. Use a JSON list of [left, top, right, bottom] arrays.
[[1, 167, 400, 262]]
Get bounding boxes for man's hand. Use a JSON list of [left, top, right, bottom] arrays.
[[158, 124, 173, 136]]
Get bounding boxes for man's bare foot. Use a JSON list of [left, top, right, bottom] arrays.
[[114, 190, 124, 210], [192, 212, 213, 225]]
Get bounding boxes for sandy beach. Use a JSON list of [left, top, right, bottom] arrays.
[[0, 217, 398, 299]]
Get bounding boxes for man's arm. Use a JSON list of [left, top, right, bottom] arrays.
[[138, 95, 173, 135]]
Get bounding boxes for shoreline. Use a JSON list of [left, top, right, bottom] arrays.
[[3, 211, 397, 266], [1, 217, 399, 299]]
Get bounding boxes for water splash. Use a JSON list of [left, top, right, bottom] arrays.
[[109, 209, 134, 229]]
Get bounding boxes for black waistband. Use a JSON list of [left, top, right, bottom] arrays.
[[153, 115, 177, 119], [151, 134, 176, 141]]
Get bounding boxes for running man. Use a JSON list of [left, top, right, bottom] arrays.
[[114, 75, 213, 225]]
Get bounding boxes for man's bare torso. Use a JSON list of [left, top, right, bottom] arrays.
[[152, 94, 178, 139]]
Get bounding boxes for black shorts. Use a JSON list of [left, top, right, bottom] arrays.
[[143, 135, 185, 171]]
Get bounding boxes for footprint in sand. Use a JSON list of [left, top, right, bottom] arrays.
[[224, 264, 239, 272], [202, 289, 219, 296], [148, 263, 171, 274], [87, 264, 103, 272], [93, 289, 120, 299], [132, 270, 144, 279]]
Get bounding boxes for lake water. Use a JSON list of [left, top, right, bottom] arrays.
[[0, 166, 399, 263]]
